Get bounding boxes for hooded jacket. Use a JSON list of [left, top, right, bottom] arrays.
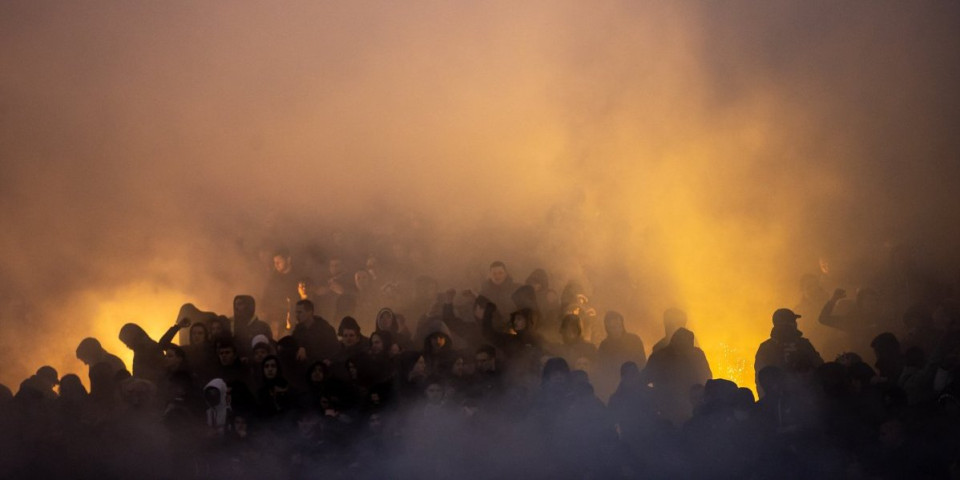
[[204, 378, 230, 431]]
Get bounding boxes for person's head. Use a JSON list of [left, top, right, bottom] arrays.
[[620, 361, 640, 382], [308, 362, 327, 383], [272, 248, 291, 273], [262, 355, 280, 380], [252, 342, 270, 366], [663, 308, 687, 335], [207, 317, 226, 339], [475, 345, 496, 373], [118, 323, 149, 351], [489, 261, 508, 286], [560, 314, 582, 344], [772, 308, 801, 329], [295, 299, 315, 326], [451, 355, 466, 377], [58, 374, 87, 399], [871, 332, 901, 359], [510, 308, 535, 333], [296, 411, 320, 438], [35, 366, 59, 391], [189, 322, 208, 346], [76, 337, 104, 365], [339, 317, 361, 346], [424, 378, 445, 405], [368, 332, 384, 355], [233, 415, 249, 438], [163, 346, 186, 371], [345, 358, 360, 380], [203, 383, 223, 408], [233, 295, 256, 322], [541, 357, 570, 387], [604, 311, 625, 338], [376, 308, 396, 331], [217, 342, 237, 366], [670, 328, 695, 349]]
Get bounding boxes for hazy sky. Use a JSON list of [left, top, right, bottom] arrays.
[[2, 2, 958, 388]]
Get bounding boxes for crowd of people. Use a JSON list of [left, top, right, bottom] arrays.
[[2, 245, 960, 479]]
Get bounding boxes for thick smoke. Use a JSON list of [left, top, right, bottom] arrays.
[[1, 2, 958, 390]]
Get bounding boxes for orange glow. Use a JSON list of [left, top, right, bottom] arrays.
[[35, 284, 198, 389]]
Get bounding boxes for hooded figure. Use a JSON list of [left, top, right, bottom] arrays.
[[754, 308, 823, 397], [481, 304, 545, 377], [375, 307, 413, 350], [555, 314, 598, 373], [599, 311, 647, 370], [641, 328, 712, 425], [422, 331, 456, 375], [257, 355, 295, 418], [76, 337, 127, 382], [119, 323, 165, 383], [337, 316, 369, 356], [203, 378, 230, 435], [511, 285, 539, 313], [396, 351, 428, 404]]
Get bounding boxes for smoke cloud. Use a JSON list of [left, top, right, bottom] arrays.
[[2, 2, 958, 389]]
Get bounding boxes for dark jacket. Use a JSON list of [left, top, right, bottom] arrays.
[[292, 316, 340, 363]]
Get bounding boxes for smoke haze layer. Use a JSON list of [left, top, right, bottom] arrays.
[[2, 2, 959, 389]]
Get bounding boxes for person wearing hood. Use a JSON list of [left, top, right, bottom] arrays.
[[119, 322, 166, 384], [331, 316, 370, 382], [482, 304, 546, 374], [599, 311, 647, 370], [554, 314, 598, 374], [754, 308, 823, 397], [337, 316, 370, 357], [374, 307, 414, 351], [355, 330, 397, 389], [480, 261, 520, 320], [396, 351, 429, 405], [641, 327, 712, 425], [76, 337, 127, 383], [229, 295, 273, 359], [203, 378, 230, 437], [422, 331, 456, 375], [15, 366, 59, 403], [167, 318, 217, 386], [256, 355, 296, 420], [300, 360, 351, 412]]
